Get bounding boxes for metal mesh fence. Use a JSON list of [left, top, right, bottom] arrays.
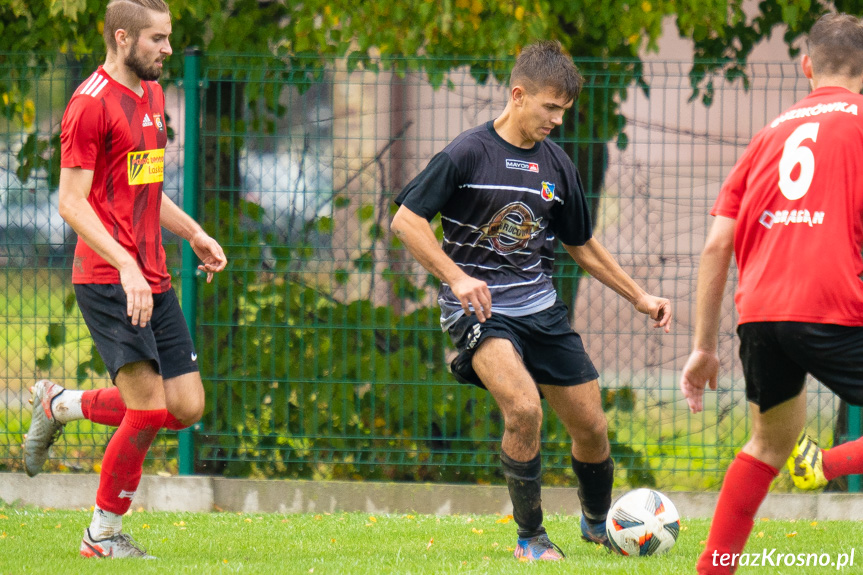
[[0, 52, 847, 490]]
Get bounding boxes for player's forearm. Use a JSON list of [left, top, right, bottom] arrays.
[[564, 238, 646, 305], [692, 216, 735, 353], [58, 192, 137, 271], [391, 207, 468, 287], [160, 192, 203, 242], [692, 242, 733, 353]]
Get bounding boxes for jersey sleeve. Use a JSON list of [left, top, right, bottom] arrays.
[[712, 137, 760, 219], [551, 163, 593, 246], [60, 96, 104, 171], [394, 152, 461, 220]]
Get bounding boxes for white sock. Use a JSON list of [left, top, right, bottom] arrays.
[[89, 506, 122, 540], [51, 389, 84, 424]]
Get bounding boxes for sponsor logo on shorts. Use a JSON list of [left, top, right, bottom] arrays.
[[505, 159, 539, 173], [127, 149, 165, 185], [467, 323, 482, 349], [191, 352, 197, 362], [476, 202, 543, 254]]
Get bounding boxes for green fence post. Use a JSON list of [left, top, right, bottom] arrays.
[[178, 47, 202, 476], [849, 406, 861, 493]]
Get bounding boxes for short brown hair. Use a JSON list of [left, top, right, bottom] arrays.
[[103, 0, 170, 53], [510, 41, 583, 103], [808, 13, 863, 78]]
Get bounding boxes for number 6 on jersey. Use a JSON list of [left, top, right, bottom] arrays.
[[778, 122, 819, 200]]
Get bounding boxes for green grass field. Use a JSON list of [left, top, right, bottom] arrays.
[[1, 503, 862, 574]]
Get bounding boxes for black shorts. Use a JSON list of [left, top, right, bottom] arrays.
[[74, 284, 199, 381], [738, 321, 863, 413], [447, 299, 599, 389]]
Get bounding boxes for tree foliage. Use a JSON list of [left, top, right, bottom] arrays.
[[2, 0, 853, 96], [1, 0, 850, 200], [1, 0, 851, 184]]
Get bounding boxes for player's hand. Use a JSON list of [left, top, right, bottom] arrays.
[[190, 230, 227, 283], [634, 294, 672, 332], [450, 275, 492, 322], [119, 263, 153, 328], [679, 349, 719, 414]]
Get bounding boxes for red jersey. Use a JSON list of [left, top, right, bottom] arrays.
[[60, 66, 171, 293], [713, 86, 863, 326]]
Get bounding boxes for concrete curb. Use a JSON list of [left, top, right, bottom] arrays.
[[2, 473, 862, 519]]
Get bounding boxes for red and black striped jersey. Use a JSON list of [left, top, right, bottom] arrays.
[[61, 65, 171, 293]]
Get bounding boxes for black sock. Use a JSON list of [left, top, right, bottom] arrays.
[[501, 450, 545, 538], [571, 455, 614, 524]]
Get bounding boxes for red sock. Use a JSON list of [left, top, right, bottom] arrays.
[[823, 438, 863, 480], [697, 452, 778, 575], [163, 414, 189, 430], [82, 387, 189, 430], [96, 408, 167, 515], [82, 388, 126, 426]]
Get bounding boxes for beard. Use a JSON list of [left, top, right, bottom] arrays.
[[125, 42, 162, 81]]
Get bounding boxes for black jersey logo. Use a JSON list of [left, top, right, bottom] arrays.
[[477, 202, 542, 254]]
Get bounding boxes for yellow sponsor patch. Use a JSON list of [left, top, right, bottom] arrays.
[[127, 149, 165, 185]]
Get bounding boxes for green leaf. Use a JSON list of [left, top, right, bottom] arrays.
[[35, 353, 53, 371], [45, 323, 66, 348], [316, 216, 333, 234], [353, 251, 374, 272], [615, 132, 629, 151], [368, 223, 384, 241], [357, 204, 375, 222], [48, 0, 89, 20], [334, 268, 350, 285]]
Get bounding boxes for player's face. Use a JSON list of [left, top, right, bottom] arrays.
[[519, 86, 573, 143], [125, 11, 172, 81]]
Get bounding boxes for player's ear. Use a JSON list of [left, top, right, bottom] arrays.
[[801, 54, 814, 80], [115, 28, 129, 50], [511, 85, 526, 106]]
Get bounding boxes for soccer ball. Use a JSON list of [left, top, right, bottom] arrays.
[[605, 488, 680, 556]]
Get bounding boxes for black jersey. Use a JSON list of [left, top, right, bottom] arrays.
[[395, 121, 592, 330]]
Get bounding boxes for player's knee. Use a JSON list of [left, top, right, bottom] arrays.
[[746, 432, 797, 466], [168, 397, 204, 427], [505, 401, 543, 434], [572, 415, 608, 445]]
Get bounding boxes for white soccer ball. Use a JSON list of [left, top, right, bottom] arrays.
[[605, 488, 680, 556]]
